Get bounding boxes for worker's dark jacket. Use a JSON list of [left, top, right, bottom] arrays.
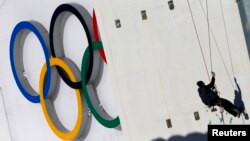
[[198, 77, 219, 106]]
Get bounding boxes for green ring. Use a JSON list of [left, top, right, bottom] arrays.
[[81, 41, 120, 128]]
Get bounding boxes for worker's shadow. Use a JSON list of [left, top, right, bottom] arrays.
[[233, 77, 249, 120], [152, 132, 207, 141]]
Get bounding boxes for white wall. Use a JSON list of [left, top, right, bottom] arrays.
[[1, 0, 250, 141], [0, 0, 123, 141], [93, 0, 250, 140]]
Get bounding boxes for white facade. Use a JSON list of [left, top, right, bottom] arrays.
[[93, 0, 250, 140], [0, 0, 250, 141]]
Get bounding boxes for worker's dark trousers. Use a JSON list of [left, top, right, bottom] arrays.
[[218, 98, 239, 117]]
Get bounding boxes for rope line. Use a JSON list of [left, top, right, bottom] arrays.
[[206, 0, 212, 73], [189, 0, 239, 124], [0, 87, 14, 141], [241, 114, 245, 125], [198, 0, 235, 89], [187, 0, 210, 80], [0, 0, 7, 8], [219, 0, 236, 77]]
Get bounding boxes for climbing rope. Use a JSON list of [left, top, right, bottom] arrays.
[[219, 0, 236, 78], [0, 0, 6, 8], [197, 0, 235, 89], [0, 87, 14, 141], [206, 0, 212, 73], [187, 0, 210, 80], [217, 91, 225, 125], [188, 0, 234, 88], [189, 0, 243, 125]]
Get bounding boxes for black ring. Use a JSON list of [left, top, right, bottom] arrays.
[[49, 3, 94, 89]]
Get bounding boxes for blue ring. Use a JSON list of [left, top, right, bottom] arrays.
[[10, 21, 51, 103]]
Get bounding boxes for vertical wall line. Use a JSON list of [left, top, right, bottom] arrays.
[[0, 87, 14, 141]]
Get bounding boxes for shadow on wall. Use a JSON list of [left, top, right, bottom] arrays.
[[152, 132, 207, 141], [0, 0, 7, 8], [237, 0, 250, 58], [233, 77, 249, 120]]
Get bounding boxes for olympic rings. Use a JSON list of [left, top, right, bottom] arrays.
[[39, 58, 83, 140], [93, 10, 107, 63], [50, 4, 94, 89], [9, 3, 120, 140], [81, 42, 120, 128], [10, 21, 58, 103]]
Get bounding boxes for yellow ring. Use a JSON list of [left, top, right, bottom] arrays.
[[39, 58, 83, 140]]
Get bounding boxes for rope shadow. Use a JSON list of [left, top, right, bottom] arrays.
[[233, 77, 249, 120]]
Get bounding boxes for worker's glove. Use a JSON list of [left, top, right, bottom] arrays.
[[211, 71, 215, 77]]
